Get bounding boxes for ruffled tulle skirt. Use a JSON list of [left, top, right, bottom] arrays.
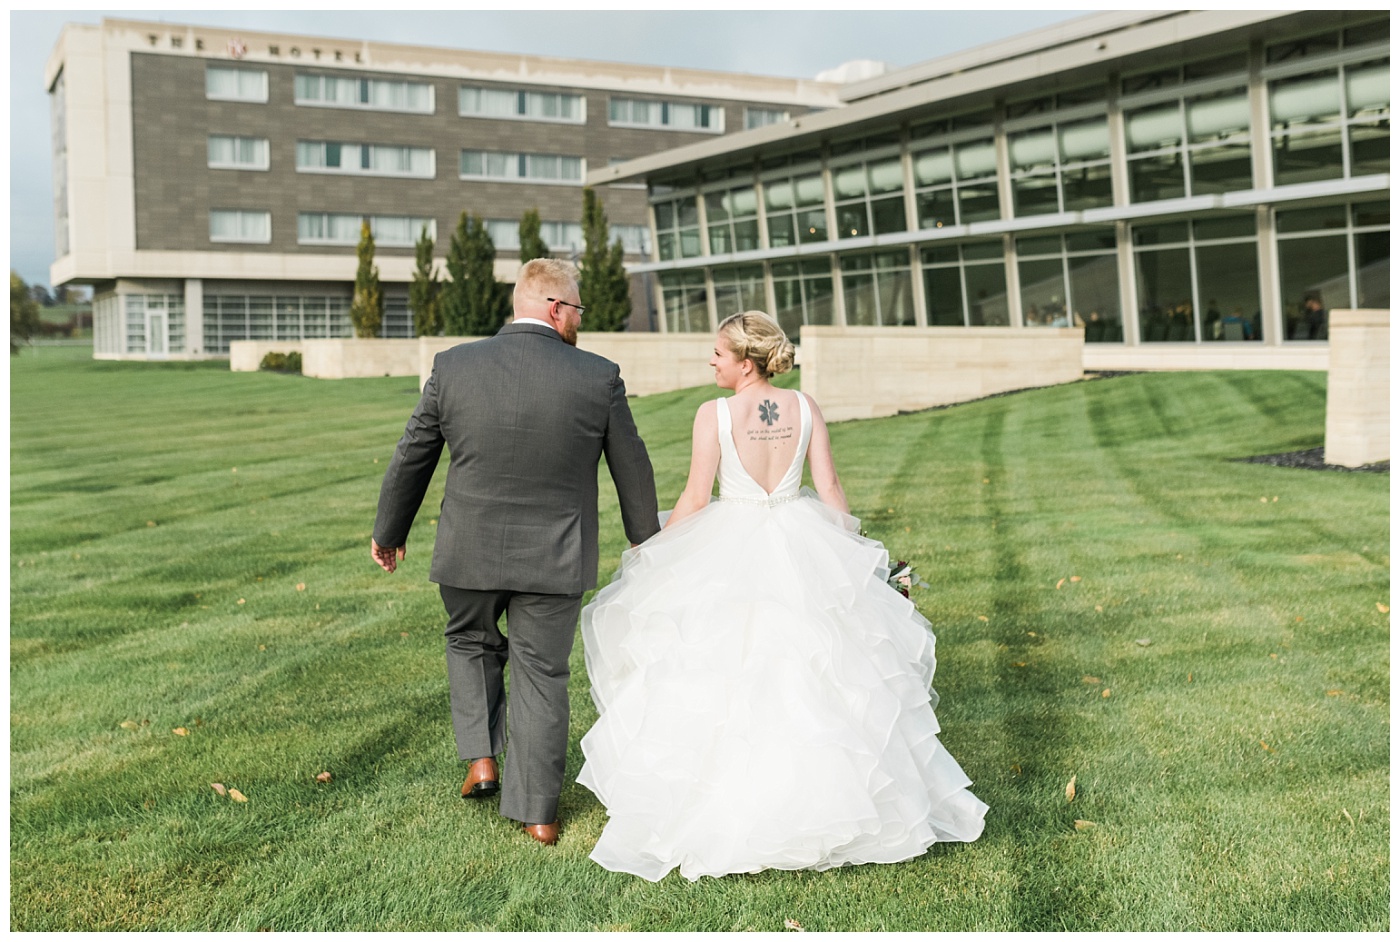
[[577, 490, 987, 882]]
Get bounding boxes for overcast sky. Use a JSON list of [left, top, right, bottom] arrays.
[[8, 7, 1085, 289]]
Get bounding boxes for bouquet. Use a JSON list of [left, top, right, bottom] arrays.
[[887, 560, 929, 598]]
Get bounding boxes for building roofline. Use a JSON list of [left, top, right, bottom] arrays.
[[83, 16, 843, 106], [587, 9, 1305, 188], [838, 10, 1177, 102]]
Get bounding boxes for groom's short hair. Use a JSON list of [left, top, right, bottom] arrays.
[[514, 258, 579, 310]]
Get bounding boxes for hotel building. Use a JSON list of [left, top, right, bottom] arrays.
[[594, 10, 1389, 368], [46, 18, 840, 358]]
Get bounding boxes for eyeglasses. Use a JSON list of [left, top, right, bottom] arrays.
[[547, 297, 586, 314]]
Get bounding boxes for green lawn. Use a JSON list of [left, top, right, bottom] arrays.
[[9, 346, 1389, 930]]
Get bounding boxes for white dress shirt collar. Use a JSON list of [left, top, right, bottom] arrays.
[[513, 316, 558, 333]]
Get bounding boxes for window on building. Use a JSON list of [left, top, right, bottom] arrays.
[[121, 293, 185, 355], [704, 184, 761, 254], [1275, 200, 1390, 338], [208, 135, 270, 170], [919, 240, 1011, 326], [772, 258, 835, 339], [711, 264, 766, 320], [205, 295, 352, 355], [1007, 116, 1112, 216], [1268, 58, 1389, 186], [1015, 230, 1121, 341], [658, 270, 710, 332], [611, 224, 653, 256], [296, 141, 435, 178], [654, 196, 702, 260], [911, 130, 1002, 228], [209, 209, 271, 244], [206, 66, 268, 103], [745, 107, 789, 130], [763, 169, 827, 248], [297, 213, 436, 247], [459, 86, 584, 122], [294, 73, 433, 113], [1125, 86, 1253, 202], [609, 97, 724, 132], [841, 251, 915, 326], [484, 219, 584, 253], [1133, 215, 1261, 343], [831, 156, 907, 239], [459, 150, 583, 183]]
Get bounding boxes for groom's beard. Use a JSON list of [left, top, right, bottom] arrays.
[[559, 320, 579, 346]]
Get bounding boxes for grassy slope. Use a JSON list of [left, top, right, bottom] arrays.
[[9, 347, 1389, 930]]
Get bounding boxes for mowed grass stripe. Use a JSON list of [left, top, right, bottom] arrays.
[[9, 347, 1388, 930]]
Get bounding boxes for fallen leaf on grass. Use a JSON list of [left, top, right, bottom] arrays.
[[173, 727, 189, 736], [1342, 808, 1355, 826], [1101, 689, 1112, 698], [1082, 675, 1102, 685], [1326, 689, 1342, 697], [228, 788, 248, 802], [1378, 603, 1389, 614], [1010, 763, 1022, 776], [210, 783, 228, 797], [1070, 576, 1081, 583], [400, 632, 409, 638], [1134, 638, 1152, 646], [784, 919, 805, 932], [119, 721, 139, 730], [316, 771, 332, 783], [1094, 605, 1103, 613], [1065, 775, 1077, 802], [1187, 672, 1193, 683], [1260, 497, 1269, 503], [296, 583, 306, 591], [1056, 578, 1066, 590], [977, 615, 989, 622], [237, 599, 246, 605], [1012, 661, 1027, 668], [1260, 740, 1273, 753], [1027, 631, 1037, 637], [146, 520, 156, 527], [1073, 820, 1096, 830]]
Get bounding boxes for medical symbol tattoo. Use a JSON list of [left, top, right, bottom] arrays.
[[759, 399, 780, 426]]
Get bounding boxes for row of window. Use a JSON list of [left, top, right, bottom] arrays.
[[207, 135, 588, 184], [655, 203, 1389, 345], [208, 209, 649, 253], [651, 52, 1389, 260], [205, 65, 786, 131]]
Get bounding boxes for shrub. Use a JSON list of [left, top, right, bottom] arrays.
[[259, 351, 303, 374]]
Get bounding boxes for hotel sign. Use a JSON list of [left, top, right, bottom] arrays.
[[143, 31, 365, 63]]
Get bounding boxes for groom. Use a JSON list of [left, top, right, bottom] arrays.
[[371, 258, 659, 845]]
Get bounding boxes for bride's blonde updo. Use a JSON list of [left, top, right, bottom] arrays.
[[718, 311, 796, 378]]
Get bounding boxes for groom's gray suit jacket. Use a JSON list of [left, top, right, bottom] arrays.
[[373, 321, 659, 593]]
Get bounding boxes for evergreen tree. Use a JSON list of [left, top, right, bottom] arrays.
[[578, 187, 632, 332], [518, 208, 550, 265], [348, 220, 384, 338], [440, 212, 471, 335], [409, 224, 441, 337]]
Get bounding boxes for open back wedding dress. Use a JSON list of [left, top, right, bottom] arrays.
[[577, 392, 987, 881]]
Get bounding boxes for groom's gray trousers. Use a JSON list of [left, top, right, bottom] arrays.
[[439, 584, 582, 826]]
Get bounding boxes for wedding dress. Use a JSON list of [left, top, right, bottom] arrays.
[[577, 393, 987, 881]]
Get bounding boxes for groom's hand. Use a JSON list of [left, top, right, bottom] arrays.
[[371, 538, 406, 574]]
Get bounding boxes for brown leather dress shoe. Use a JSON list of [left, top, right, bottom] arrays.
[[461, 757, 499, 799], [523, 821, 559, 845]]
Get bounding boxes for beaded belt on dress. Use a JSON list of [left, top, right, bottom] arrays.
[[716, 492, 800, 506]]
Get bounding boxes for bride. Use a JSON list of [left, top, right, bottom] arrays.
[[577, 311, 987, 881]]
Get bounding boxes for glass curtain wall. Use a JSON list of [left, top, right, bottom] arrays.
[[841, 251, 915, 326], [1016, 229, 1121, 340], [1276, 200, 1390, 338], [1134, 215, 1261, 342], [704, 185, 761, 254], [658, 271, 709, 332], [762, 165, 827, 248], [920, 240, 1010, 326], [711, 264, 766, 319], [771, 259, 835, 339]]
